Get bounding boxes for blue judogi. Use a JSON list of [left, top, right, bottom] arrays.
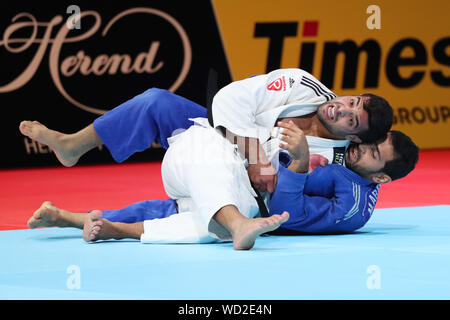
[[94, 88, 206, 222], [269, 162, 380, 234], [96, 88, 379, 234], [94, 88, 207, 162], [100, 199, 178, 223]]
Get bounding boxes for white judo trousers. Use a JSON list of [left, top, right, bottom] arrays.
[[140, 118, 259, 244]]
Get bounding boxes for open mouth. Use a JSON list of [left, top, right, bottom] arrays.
[[326, 104, 336, 121]]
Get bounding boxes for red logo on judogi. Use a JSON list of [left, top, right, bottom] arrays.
[[267, 76, 286, 91]]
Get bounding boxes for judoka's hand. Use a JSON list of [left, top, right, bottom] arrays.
[[248, 161, 277, 193], [309, 154, 329, 172], [277, 121, 310, 173], [277, 121, 310, 159]]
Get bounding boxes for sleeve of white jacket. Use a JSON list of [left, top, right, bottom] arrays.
[[140, 211, 217, 244], [211, 68, 330, 141]]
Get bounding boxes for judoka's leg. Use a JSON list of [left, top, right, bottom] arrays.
[[19, 88, 207, 166], [85, 207, 289, 247], [93, 88, 206, 162], [140, 203, 290, 248], [101, 199, 178, 223], [19, 122, 101, 167], [27, 201, 86, 229], [141, 210, 216, 244], [161, 125, 290, 249], [27, 199, 178, 229]]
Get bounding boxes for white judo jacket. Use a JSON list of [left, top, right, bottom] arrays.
[[212, 68, 349, 165]]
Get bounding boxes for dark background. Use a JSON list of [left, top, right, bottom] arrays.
[[0, 0, 231, 168]]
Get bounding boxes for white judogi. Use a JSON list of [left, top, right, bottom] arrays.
[[139, 122, 348, 244], [140, 68, 349, 243], [213, 68, 349, 165], [140, 118, 259, 243]]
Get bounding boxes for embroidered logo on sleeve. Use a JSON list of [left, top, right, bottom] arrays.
[[267, 76, 286, 91], [343, 182, 361, 221], [288, 77, 295, 88]]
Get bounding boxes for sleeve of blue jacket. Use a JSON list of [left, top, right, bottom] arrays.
[[300, 165, 378, 233], [299, 165, 357, 233], [268, 165, 308, 227], [269, 163, 379, 234]]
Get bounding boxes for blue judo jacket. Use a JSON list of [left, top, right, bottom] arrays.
[[269, 156, 380, 234]]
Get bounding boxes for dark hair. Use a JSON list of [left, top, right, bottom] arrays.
[[357, 93, 393, 143], [382, 130, 419, 181]]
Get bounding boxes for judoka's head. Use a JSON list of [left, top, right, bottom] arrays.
[[345, 131, 419, 184], [317, 94, 393, 144]]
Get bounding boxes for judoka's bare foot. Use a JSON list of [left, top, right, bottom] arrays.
[[83, 210, 107, 242], [19, 120, 80, 167], [83, 210, 135, 242], [233, 212, 289, 250], [28, 201, 70, 229]]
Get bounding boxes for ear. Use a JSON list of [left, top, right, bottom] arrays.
[[345, 135, 362, 143], [371, 173, 392, 184]]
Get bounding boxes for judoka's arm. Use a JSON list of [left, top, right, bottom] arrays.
[[271, 165, 345, 232], [212, 69, 309, 192], [277, 121, 309, 173], [226, 131, 277, 193], [212, 68, 331, 140], [270, 146, 359, 232], [268, 121, 314, 225], [212, 69, 303, 140], [238, 116, 310, 192], [283, 166, 365, 234], [269, 165, 307, 223]]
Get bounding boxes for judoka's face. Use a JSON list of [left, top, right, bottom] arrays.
[[317, 95, 370, 143], [345, 133, 395, 184]]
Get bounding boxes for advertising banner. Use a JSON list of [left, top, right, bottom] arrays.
[[0, 0, 231, 168], [212, 0, 450, 149], [1, 0, 448, 168]]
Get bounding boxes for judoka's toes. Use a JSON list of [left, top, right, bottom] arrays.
[[233, 212, 289, 251], [278, 211, 290, 224], [19, 120, 79, 167], [263, 212, 289, 228], [83, 210, 104, 242], [19, 121, 44, 140], [90, 225, 101, 239], [27, 201, 63, 229]]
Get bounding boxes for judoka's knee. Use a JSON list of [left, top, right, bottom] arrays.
[[143, 88, 173, 102], [141, 88, 179, 116]]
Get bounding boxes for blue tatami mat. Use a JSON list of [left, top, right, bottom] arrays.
[[1, 205, 449, 300]]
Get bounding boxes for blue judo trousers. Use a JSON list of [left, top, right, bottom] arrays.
[[94, 88, 207, 223]]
